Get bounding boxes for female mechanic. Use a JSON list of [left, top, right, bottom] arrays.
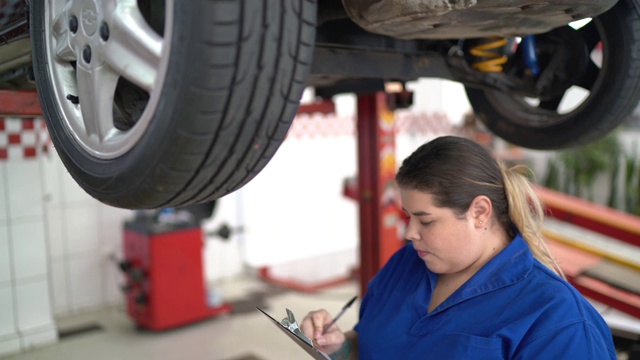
[[300, 135, 616, 359]]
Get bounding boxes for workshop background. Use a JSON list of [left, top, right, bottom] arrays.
[[0, 77, 465, 356], [1, 78, 638, 359]]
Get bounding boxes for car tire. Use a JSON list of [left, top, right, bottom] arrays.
[[31, 0, 316, 208], [464, 0, 640, 150]]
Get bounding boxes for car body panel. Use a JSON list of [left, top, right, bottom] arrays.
[[341, 0, 618, 39]]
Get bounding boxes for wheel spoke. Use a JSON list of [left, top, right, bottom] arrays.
[[539, 97, 562, 112], [102, 1, 162, 92], [76, 64, 120, 141], [575, 60, 600, 91], [577, 21, 600, 52], [51, 1, 76, 61]]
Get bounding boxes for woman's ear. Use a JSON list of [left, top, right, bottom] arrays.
[[469, 195, 492, 227]]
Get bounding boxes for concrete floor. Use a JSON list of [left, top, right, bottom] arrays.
[[2, 272, 636, 360], [2, 275, 360, 360]]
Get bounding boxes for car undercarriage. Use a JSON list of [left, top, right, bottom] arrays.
[[0, 0, 638, 208]]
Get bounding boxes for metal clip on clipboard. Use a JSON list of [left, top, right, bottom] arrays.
[[256, 307, 331, 360], [280, 308, 314, 346]]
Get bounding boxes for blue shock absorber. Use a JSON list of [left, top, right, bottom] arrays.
[[521, 35, 540, 76]]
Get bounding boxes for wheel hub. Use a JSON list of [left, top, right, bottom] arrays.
[[80, 0, 99, 36], [534, 26, 590, 99], [44, 0, 170, 159]]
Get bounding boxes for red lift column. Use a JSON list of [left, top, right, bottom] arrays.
[[356, 92, 404, 296]]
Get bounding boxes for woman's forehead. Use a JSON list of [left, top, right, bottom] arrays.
[[400, 189, 437, 207]]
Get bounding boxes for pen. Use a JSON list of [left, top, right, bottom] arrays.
[[322, 295, 358, 334]]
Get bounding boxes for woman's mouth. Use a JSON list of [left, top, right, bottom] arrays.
[[416, 250, 429, 258]]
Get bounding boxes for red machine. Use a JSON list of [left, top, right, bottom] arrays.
[[121, 219, 232, 331]]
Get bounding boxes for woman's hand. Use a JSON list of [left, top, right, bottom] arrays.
[[300, 309, 346, 355]]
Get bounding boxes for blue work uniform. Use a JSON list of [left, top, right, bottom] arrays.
[[354, 235, 617, 359]]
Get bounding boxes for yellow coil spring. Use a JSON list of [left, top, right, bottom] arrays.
[[468, 37, 508, 72]]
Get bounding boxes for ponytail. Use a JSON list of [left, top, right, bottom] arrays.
[[500, 163, 565, 278]]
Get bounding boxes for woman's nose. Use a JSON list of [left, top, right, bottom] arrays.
[[404, 220, 420, 242]]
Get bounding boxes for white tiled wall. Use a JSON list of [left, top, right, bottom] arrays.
[[0, 224, 10, 284], [5, 161, 44, 219], [0, 164, 7, 221], [11, 220, 47, 280], [0, 150, 57, 357], [0, 161, 18, 359], [0, 133, 141, 357], [44, 205, 65, 259], [15, 280, 53, 331], [67, 254, 104, 311], [39, 153, 133, 316], [48, 258, 69, 315], [63, 204, 100, 255], [0, 286, 16, 337]]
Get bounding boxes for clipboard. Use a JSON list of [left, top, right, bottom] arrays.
[[256, 307, 331, 360]]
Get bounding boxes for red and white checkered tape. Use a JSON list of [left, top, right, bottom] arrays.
[[0, 112, 460, 159], [395, 111, 457, 135], [286, 111, 457, 140], [0, 117, 51, 160], [287, 113, 356, 139]]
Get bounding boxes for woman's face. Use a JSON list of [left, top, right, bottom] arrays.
[[399, 188, 490, 276]]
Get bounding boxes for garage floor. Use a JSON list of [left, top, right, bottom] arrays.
[[3, 275, 360, 360], [2, 273, 635, 360]]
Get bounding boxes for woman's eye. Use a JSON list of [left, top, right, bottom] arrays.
[[420, 221, 432, 226]]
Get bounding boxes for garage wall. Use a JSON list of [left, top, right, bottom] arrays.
[[40, 151, 133, 315], [0, 117, 146, 356], [0, 118, 57, 356]]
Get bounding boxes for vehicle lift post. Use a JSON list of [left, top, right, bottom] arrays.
[[355, 92, 405, 296], [261, 92, 405, 296]]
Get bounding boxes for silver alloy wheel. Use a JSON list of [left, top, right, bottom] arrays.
[[45, 0, 171, 159]]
